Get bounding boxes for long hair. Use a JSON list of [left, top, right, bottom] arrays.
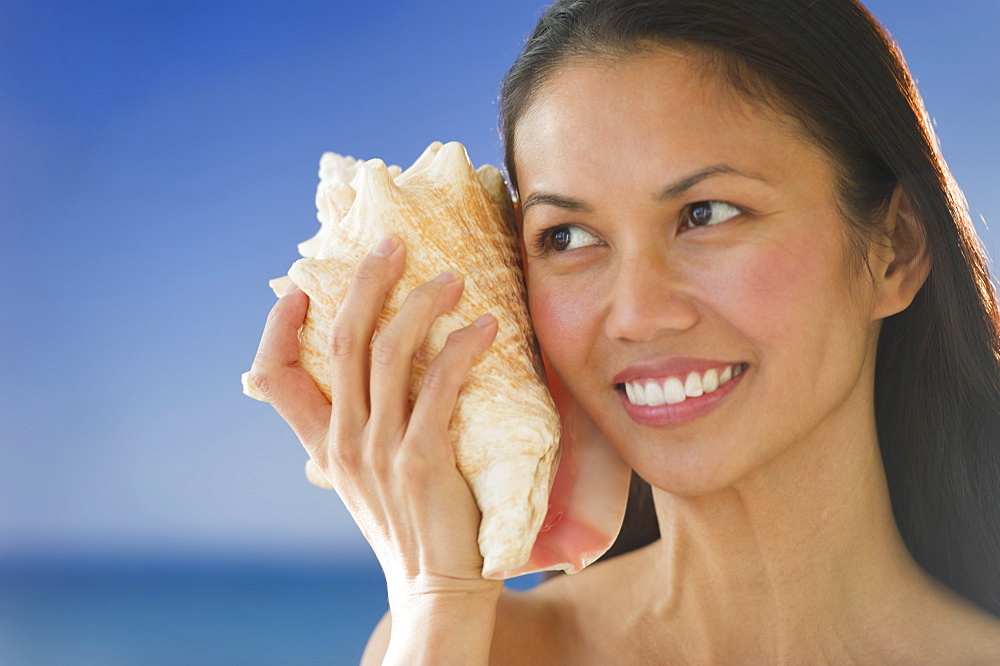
[[501, 0, 1000, 616]]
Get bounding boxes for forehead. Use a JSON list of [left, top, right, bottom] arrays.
[[512, 49, 826, 194]]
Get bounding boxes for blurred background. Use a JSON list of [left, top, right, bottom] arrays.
[[1, 0, 996, 663]]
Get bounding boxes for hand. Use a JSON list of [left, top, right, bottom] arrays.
[[247, 235, 503, 607]]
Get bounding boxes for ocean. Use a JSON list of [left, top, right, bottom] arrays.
[[0, 557, 542, 665]]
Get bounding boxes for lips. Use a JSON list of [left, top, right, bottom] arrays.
[[613, 358, 749, 426], [622, 362, 747, 407]]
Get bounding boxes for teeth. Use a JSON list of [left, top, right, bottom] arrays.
[[703, 368, 719, 393], [663, 377, 686, 404], [684, 372, 703, 398], [623, 363, 745, 407], [633, 381, 648, 406], [645, 381, 666, 407]]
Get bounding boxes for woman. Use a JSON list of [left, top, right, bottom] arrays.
[[249, 0, 1000, 661]]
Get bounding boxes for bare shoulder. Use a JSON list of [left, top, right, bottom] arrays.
[[489, 583, 570, 664], [926, 595, 1000, 660], [360, 610, 392, 666], [493, 548, 657, 664], [966, 614, 1000, 660], [880, 575, 1000, 663]]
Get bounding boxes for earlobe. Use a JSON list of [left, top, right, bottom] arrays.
[[872, 185, 931, 319]]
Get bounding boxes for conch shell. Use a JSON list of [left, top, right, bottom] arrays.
[[242, 141, 562, 578]]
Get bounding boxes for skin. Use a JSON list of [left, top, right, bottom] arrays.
[[503, 49, 1000, 662], [254, 49, 1000, 664]]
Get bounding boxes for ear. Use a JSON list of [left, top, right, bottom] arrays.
[[871, 185, 931, 320]]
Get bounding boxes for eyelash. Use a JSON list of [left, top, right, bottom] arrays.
[[530, 225, 599, 255], [531, 200, 745, 254]]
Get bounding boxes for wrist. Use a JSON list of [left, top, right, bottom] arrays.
[[386, 571, 503, 610], [388, 582, 503, 633], [384, 583, 503, 665]]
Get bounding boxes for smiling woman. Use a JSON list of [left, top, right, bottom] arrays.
[[247, 0, 1000, 663], [516, 48, 896, 489], [494, 0, 1000, 658]]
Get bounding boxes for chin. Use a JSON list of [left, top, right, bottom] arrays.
[[616, 427, 770, 498], [638, 465, 742, 498]]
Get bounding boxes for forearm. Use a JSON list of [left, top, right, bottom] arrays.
[[382, 589, 502, 665]]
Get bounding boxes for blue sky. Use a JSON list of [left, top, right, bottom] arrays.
[[1, 1, 997, 565]]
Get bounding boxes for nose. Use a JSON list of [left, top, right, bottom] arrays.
[[603, 252, 700, 342]]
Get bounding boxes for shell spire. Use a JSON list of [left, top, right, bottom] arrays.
[[426, 141, 479, 184], [476, 164, 516, 228], [299, 182, 357, 258], [321, 158, 404, 256], [400, 140, 443, 179], [354, 157, 399, 196]]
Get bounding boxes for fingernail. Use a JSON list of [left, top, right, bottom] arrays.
[[473, 313, 496, 328], [435, 269, 459, 283], [372, 236, 398, 257], [282, 280, 299, 295]]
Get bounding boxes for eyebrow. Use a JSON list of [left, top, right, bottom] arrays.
[[521, 192, 593, 214], [657, 164, 768, 200], [520, 163, 768, 214]]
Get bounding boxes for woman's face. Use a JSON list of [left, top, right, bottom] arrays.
[[514, 50, 882, 495]]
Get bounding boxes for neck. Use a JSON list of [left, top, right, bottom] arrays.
[[640, 399, 932, 661]]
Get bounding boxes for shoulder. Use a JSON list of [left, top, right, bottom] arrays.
[[492, 548, 657, 664], [872, 572, 1000, 663], [918, 593, 1000, 661], [490, 584, 571, 664], [360, 610, 392, 666]]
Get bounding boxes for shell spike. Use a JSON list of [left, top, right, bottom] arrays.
[[354, 158, 403, 204], [401, 141, 444, 178], [354, 159, 404, 214], [476, 164, 516, 227], [297, 232, 323, 258], [315, 189, 334, 224], [476, 165, 509, 204], [326, 181, 357, 212], [338, 158, 405, 242], [318, 152, 359, 181], [319, 183, 356, 224], [428, 141, 478, 182]]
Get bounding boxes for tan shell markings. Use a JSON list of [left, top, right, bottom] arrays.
[[243, 141, 560, 578]]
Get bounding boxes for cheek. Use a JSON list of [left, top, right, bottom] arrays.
[[699, 224, 866, 406], [527, 272, 599, 369], [705, 227, 847, 334]]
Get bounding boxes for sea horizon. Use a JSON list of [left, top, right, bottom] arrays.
[[0, 552, 542, 665]]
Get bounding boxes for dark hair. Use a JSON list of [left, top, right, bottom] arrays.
[[501, 0, 1000, 616]]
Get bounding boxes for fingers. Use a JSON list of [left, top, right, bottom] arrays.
[[407, 313, 498, 455], [327, 236, 405, 436], [368, 269, 467, 428], [247, 283, 330, 444]]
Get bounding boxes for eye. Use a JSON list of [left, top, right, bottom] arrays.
[[682, 200, 742, 229], [533, 224, 600, 254]]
